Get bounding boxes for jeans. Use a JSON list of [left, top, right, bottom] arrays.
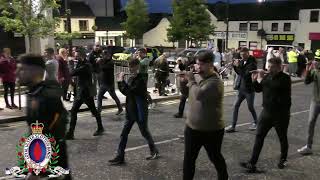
[[117, 106, 157, 158], [289, 62, 297, 75], [183, 126, 228, 180], [97, 85, 122, 113], [250, 109, 290, 165], [307, 100, 320, 148], [231, 90, 258, 128], [69, 96, 103, 133], [178, 93, 188, 116], [3, 82, 15, 106]]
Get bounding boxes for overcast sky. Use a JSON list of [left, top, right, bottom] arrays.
[[120, 0, 292, 13]]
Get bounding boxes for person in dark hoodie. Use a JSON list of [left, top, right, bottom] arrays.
[[240, 57, 291, 172], [16, 54, 71, 179], [65, 51, 104, 139], [108, 58, 159, 165], [96, 50, 123, 115]]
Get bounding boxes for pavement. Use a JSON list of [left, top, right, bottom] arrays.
[[0, 81, 317, 180]]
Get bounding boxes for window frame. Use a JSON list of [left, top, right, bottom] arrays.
[[310, 10, 319, 23], [79, 20, 89, 31], [283, 23, 291, 32], [239, 23, 248, 31], [249, 23, 258, 31], [271, 23, 278, 32]]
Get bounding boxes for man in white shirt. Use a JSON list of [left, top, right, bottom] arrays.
[[44, 48, 59, 82]]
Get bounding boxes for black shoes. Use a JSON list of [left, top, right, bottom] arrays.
[[146, 152, 160, 160], [240, 161, 256, 173], [174, 113, 183, 118], [93, 128, 105, 136], [108, 156, 125, 165], [116, 108, 123, 115], [278, 159, 288, 169], [65, 131, 74, 140]]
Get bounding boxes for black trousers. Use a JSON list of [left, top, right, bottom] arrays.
[[117, 104, 157, 158], [3, 82, 15, 106], [183, 126, 228, 180], [249, 109, 290, 165], [178, 93, 188, 115], [69, 96, 103, 132], [61, 81, 70, 100], [97, 85, 122, 113]]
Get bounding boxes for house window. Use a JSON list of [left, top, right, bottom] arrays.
[[63, 20, 68, 32], [310, 10, 319, 22], [249, 41, 258, 50], [283, 23, 291, 32], [239, 23, 248, 31], [250, 23, 258, 31], [271, 23, 278, 31], [79, 20, 88, 31], [239, 41, 247, 48]]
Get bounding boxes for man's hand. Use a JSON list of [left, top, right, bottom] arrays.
[[251, 69, 267, 82], [186, 71, 195, 82], [117, 72, 125, 82], [233, 59, 240, 67]]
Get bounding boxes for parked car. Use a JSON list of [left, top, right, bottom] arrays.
[[167, 48, 211, 70], [112, 47, 137, 61]]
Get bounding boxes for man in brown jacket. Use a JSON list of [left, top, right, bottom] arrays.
[[183, 51, 228, 180]]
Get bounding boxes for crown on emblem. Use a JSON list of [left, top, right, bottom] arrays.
[[31, 121, 44, 134]]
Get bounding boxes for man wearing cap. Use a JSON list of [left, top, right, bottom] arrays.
[[16, 54, 71, 179]]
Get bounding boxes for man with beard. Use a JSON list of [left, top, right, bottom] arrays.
[[16, 54, 71, 179]]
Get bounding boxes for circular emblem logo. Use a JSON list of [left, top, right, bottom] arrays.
[[23, 134, 52, 169]]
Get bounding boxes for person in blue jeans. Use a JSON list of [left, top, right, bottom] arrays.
[[109, 58, 159, 165], [226, 47, 258, 132]]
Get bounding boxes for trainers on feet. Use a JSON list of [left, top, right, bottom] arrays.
[[248, 123, 257, 131], [297, 145, 313, 155], [108, 156, 124, 165], [225, 126, 236, 133], [93, 128, 104, 136], [11, 104, 18, 109], [278, 159, 288, 169], [146, 152, 160, 160], [240, 162, 256, 173], [174, 113, 183, 118], [65, 132, 74, 140], [116, 109, 123, 115]]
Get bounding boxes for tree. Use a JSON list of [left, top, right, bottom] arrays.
[[121, 0, 149, 47], [0, 0, 61, 53], [167, 0, 215, 48]]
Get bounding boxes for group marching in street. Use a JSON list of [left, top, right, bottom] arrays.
[[1, 42, 320, 180]]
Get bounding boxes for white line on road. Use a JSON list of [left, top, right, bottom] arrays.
[[125, 138, 180, 152], [291, 110, 309, 116]]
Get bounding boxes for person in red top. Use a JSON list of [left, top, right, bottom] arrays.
[[0, 48, 17, 109], [56, 48, 71, 101]]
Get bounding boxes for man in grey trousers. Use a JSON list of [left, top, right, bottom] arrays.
[[297, 60, 320, 155]]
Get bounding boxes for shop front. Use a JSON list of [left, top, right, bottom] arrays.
[[265, 34, 295, 46], [309, 33, 320, 52]]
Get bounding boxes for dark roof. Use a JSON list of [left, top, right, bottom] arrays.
[[95, 16, 126, 31], [58, 1, 94, 17], [96, 13, 172, 31], [207, 1, 300, 21]]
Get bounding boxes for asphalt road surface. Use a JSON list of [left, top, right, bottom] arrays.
[[0, 82, 319, 180]]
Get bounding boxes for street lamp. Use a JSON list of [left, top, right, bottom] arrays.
[[225, 0, 230, 51], [257, 0, 266, 49]]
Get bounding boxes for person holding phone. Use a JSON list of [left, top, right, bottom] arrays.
[[240, 57, 291, 172]]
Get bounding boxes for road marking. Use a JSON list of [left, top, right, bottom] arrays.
[[291, 110, 309, 116], [125, 138, 180, 152]]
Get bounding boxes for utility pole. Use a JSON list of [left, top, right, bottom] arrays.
[[225, 0, 230, 51], [65, 0, 72, 55]]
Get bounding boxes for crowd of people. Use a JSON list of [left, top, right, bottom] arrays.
[[1, 43, 320, 179]]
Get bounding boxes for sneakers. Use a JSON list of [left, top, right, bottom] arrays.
[[11, 104, 18, 109], [174, 113, 183, 118], [248, 123, 257, 131], [225, 126, 236, 133], [93, 128, 105, 136], [278, 159, 288, 169], [240, 161, 256, 173], [146, 152, 160, 160], [297, 145, 313, 155], [108, 156, 125, 165]]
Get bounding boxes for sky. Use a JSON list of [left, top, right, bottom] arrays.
[[120, 0, 292, 13]]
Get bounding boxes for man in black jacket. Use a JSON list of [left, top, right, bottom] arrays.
[[65, 51, 104, 139], [16, 54, 71, 179], [97, 50, 123, 115], [109, 58, 159, 165], [226, 47, 258, 132], [240, 57, 291, 172]]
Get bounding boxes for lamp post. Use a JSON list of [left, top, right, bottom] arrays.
[[65, 0, 72, 55], [225, 0, 230, 51], [257, 0, 266, 49]]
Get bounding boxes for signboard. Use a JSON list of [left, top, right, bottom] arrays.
[[213, 32, 247, 40], [309, 33, 320, 40], [266, 34, 295, 41]]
